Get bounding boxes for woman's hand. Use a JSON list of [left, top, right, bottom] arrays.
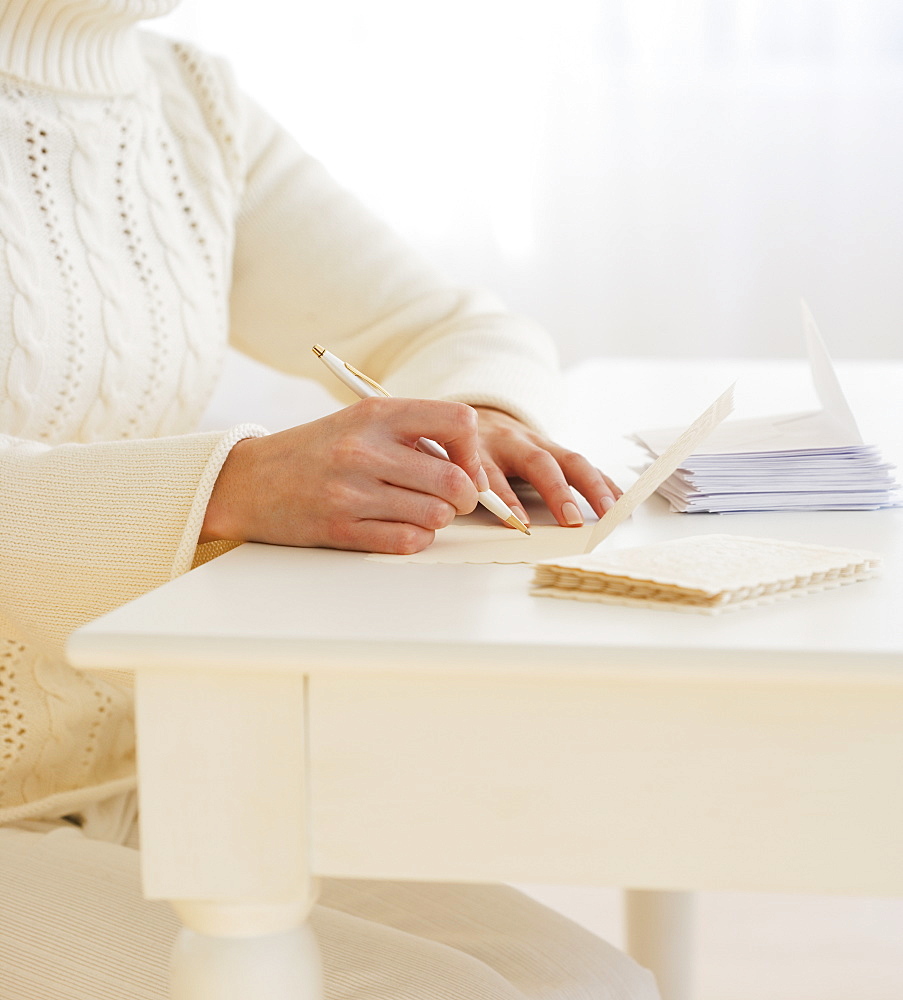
[[472, 407, 621, 528], [201, 399, 620, 553], [201, 397, 484, 554]]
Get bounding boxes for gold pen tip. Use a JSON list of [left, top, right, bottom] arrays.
[[312, 344, 325, 357], [506, 514, 530, 534]]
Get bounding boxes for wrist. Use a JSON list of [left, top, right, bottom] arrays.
[[199, 436, 257, 543]]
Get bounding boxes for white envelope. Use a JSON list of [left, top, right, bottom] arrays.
[[634, 302, 864, 456]]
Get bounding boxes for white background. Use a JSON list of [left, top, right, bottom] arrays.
[[156, 0, 903, 364]]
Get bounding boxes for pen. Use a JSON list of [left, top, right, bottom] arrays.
[[312, 344, 530, 534]]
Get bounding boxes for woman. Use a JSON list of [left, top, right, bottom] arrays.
[[0, 1, 655, 997]]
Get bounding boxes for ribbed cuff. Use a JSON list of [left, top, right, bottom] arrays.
[[171, 423, 268, 578]]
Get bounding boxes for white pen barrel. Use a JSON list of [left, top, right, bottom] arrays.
[[318, 350, 384, 398], [475, 488, 512, 520], [351, 382, 383, 398], [415, 437, 450, 461]]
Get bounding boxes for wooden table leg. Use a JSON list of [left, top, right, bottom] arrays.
[[625, 889, 695, 1000], [170, 901, 322, 1000], [134, 668, 317, 999]]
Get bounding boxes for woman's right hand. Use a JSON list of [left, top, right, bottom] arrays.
[[200, 397, 484, 554]]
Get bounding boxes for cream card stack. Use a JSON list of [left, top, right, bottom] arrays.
[[630, 304, 902, 513], [531, 534, 880, 613]]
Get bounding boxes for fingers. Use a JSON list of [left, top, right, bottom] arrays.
[[325, 396, 481, 509], [379, 397, 485, 492], [553, 449, 622, 522], [484, 445, 614, 528], [355, 482, 460, 533], [517, 447, 592, 526], [328, 517, 438, 556], [532, 449, 623, 526], [376, 441, 479, 515], [302, 474, 461, 554], [472, 407, 622, 527]]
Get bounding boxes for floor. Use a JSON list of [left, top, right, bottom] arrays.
[[517, 885, 903, 1000]]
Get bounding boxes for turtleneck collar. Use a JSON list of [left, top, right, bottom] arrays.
[[0, 0, 180, 95]]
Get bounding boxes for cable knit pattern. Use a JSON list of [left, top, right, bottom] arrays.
[[59, 96, 132, 441], [29, 111, 89, 441], [0, 110, 46, 437], [0, 3, 561, 824], [168, 42, 239, 235], [134, 73, 224, 435], [0, 640, 26, 785]]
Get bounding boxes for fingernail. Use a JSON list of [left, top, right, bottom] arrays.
[[601, 496, 616, 513], [511, 504, 529, 526], [476, 467, 490, 492], [561, 501, 583, 525]]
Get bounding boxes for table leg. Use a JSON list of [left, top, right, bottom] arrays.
[[625, 889, 695, 1000], [170, 902, 322, 1000], [134, 669, 316, 1000]]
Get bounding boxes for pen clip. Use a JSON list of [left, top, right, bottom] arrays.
[[345, 362, 391, 397]]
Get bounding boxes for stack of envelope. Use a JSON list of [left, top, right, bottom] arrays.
[[631, 306, 902, 514]]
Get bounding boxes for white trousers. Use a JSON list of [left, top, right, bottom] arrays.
[[0, 820, 660, 1000]]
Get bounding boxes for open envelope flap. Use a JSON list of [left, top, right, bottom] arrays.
[[633, 407, 864, 456], [802, 300, 863, 441], [633, 302, 864, 456]]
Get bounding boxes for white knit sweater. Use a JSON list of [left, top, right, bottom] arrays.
[[0, 0, 561, 824]]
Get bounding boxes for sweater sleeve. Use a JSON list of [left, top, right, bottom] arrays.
[[0, 424, 264, 658], [226, 88, 562, 433]]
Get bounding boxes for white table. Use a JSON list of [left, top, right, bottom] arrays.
[[67, 359, 903, 1000]]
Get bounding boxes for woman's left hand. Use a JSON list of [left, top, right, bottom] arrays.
[[472, 407, 622, 528]]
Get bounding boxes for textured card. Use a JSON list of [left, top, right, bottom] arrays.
[[532, 534, 880, 613]]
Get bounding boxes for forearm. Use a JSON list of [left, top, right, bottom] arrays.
[[228, 92, 560, 432], [0, 425, 264, 653]]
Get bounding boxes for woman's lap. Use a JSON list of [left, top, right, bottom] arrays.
[[0, 825, 659, 1000]]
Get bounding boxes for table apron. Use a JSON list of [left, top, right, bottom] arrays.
[[307, 669, 903, 895]]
